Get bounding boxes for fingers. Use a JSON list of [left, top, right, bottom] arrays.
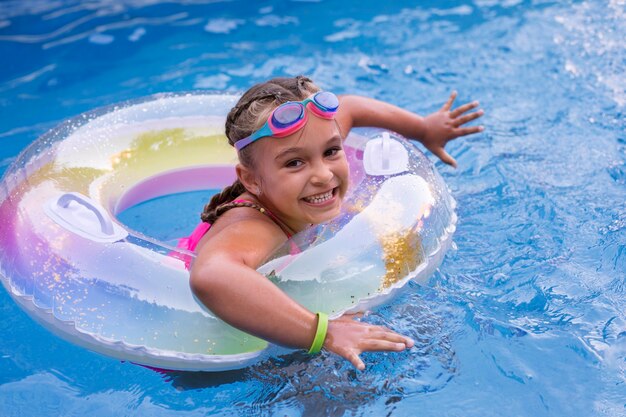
[[431, 147, 458, 168], [452, 109, 484, 127], [361, 339, 409, 352], [342, 329, 413, 370], [363, 327, 414, 350], [346, 350, 366, 371], [368, 329, 413, 346], [400, 334, 415, 348], [450, 100, 480, 118], [324, 319, 414, 371], [455, 125, 484, 136], [440, 91, 457, 111]]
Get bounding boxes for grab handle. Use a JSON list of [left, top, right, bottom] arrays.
[[363, 131, 409, 176], [57, 192, 114, 235], [44, 192, 128, 243]]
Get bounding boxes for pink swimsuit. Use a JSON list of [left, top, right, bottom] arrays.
[[175, 199, 294, 269]]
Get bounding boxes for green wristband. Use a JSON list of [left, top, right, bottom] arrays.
[[307, 312, 328, 354]]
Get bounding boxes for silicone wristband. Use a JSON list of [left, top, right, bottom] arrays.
[[307, 312, 328, 354]]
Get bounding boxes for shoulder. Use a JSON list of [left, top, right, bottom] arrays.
[[336, 95, 356, 135], [194, 208, 288, 269]]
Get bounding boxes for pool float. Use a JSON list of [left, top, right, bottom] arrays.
[[0, 93, 457, 371]]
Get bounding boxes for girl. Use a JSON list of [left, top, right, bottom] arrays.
[[187, 76, 483, 370]]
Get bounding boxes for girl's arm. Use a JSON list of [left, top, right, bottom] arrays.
[[190, 218, 413, 370], [337, 92, 484, 167]]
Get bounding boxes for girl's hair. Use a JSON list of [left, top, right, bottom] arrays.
[[200, 75, 320, 223]]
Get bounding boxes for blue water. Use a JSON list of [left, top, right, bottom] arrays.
[[1, 0, 624, 416], [118, 190, 219, 244]]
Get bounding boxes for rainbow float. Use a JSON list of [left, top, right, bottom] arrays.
[[0, 93, 456, 371]]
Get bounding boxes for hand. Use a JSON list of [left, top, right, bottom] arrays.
[[420, 91, 484, 168], [323, 314, 414, 370]]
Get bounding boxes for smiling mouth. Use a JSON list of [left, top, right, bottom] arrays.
[[302, 188, 336, 204]]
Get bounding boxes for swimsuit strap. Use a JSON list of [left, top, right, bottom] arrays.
[[176, 198, 297, 269], [214, 198, 294, 238]]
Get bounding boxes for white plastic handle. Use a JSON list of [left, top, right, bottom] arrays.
[[363, 131, 409, 176], [56, 192, 114, 235], [44, 192, 128, 243]]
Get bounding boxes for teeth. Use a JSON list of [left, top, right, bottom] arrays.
[[304, 190, 333, 204]]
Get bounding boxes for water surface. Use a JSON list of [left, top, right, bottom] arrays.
[[0, 1, 624, 416]]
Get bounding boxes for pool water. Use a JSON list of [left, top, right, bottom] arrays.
[[1, 1, 624, 416], [117, 190, 219, 245]]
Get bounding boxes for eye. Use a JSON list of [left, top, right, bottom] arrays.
[[285, 159, 304, 168], [324, 146, 342, 157]]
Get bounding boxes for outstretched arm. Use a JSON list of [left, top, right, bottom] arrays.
[[337, 92, 484, 167], [190, 219, 414, 370]]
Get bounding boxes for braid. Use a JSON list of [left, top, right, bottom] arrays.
[[201, 180, 247, 223]]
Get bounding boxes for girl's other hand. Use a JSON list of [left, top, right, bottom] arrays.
[[420, 91, 484, 168], [323, 314, 414, 370]]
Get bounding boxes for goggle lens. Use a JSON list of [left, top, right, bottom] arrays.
[[272, 102, 304, 127], [314, 91, 339, 111], [235, 91, 339, 152]]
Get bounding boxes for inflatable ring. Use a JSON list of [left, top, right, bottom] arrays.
[[0, 93, 457, 371]]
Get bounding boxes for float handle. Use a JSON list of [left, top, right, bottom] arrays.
[[56, 192, 114, 235]]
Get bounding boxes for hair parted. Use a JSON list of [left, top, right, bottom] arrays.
[[201, 75, 321, 224]]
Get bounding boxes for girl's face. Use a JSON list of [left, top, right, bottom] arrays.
[[245, 114, 349, 233]]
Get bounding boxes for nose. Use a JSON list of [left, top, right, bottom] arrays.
[[310, 160, 334, 185]]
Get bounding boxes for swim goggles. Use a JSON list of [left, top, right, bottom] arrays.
[[234, 91, 339, 151]]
